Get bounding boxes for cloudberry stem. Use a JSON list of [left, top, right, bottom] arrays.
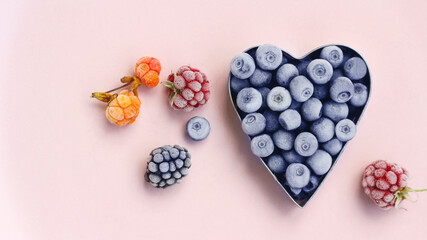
[[105, 82, 132, 93]]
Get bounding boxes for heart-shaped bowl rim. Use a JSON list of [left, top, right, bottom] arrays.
[[228, 44, 371, 208]]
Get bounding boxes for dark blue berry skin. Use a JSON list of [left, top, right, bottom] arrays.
[[303, 175, 319, 193], [297, 60, 311, 76], [186, 116, 210, 141], [258, 87, 270, 111], [230, 76, 250, 93], [255, 44, 283, 70], [313, 84, 329, 100], [282, 150, 305, 164], [145, 145, 191, 188], [230, 53, 256, 79], [236, 87, 263, 113], [320, 46, 344, 68], [249, 68, 272, 87], [301, 98, 322, 122], [330, 77, 355, 103], [322, 138, 343, 156], [344, 57, 367, 80], [267, 154, 287, 174], [276, 63, 299, 87], [331, 69, 344, 80], [263, 110, 280, 133]]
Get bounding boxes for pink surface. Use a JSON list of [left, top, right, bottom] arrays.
[[1, 0, 427, 239]]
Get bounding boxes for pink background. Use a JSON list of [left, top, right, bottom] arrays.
[[1, 0, 427, 239]]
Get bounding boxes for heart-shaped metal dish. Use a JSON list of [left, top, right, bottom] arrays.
[[228, 44, 371, 207]]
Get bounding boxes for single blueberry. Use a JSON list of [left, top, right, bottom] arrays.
[[310, 117, 335, 143], [306, 150, 332, 175], [278, 109, 301, 130], [272, 130, 295, 151], [267, 154, 287, 174], [241, 113, 266, 136], [323, 101, 349, 122], [301, 98, 323, 122], [313, 84, 329, 100], [249, 68, 272, 87], [255, 44, 283, 70], [276, 63, 299, 87], [263, 110, 280, 132], [230, 76, 250, 93], [320, 46, 344, 68], [186, 116, 210, 141], [289, 100, 302, 110], [335, 119, 357, 142], [322, 138, 343, 156], [330, 77, 355, 103], [289, 75, 314, 102], [303, 175, 319, 193], [282, 150, 305, 164], [236, 87, 263, 113], [344, 57, 367, 80], [307, 59, 333, 84], [230, 53, 256, 79], [250, 134, 275, 158], [258, 87, 270, 111], [285, 163, 310, 188], [294, 132, 318, 157], [290, 187, 302, 196], [350, 83, 368, 107], [267, 86, 292, 111]]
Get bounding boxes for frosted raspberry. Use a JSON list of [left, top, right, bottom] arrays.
[[105, 90, 140, 126], [362, 160, 426, 210], [163, 65, 211, 112]]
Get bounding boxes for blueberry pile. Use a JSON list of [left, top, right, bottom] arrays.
[[229, 44, 370, 205], [145, 144, 192, 188]]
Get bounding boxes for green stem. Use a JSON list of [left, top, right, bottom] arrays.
[[414, 189, 427, 192]]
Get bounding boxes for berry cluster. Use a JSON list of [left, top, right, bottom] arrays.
[[164, 66, 211, 112], [145, 145, 192, 188], [230, 44, 370, 202]]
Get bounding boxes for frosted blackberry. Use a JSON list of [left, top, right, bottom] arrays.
[[145, 144, 191, 188]]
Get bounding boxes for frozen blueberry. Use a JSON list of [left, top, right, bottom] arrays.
[[258, 87, 270, 111], [241, 113, 266, 136], [276, 63, 299, 87], [272, 130, 295, 151], [310, 117, 335, 143], [236, 87, 263, 113], [279, 109, 301, 130], [320, 46, 344, 68], [297, 60, 311, 76], [267, 86, 292, 111], [301, 98, 322, 122], [263, 110, 280, 132], [350, 83, 368, 107], [255, 44, 283, 70], [330, 77, 355, 103], [251, 134, 275, 158], [186, 116, 210, 141], [267, 154, 287, 174], [285, 163, 310, 188], [344, 57, 367, 80], [306, 150, 332, 175], [249, 68, 272, 87], [230, 76, 250, 93], [322, 138, 343, 156], [313, 84, 329, 100], [294, 132, 318, 157], [307, 59, 333, 84], [303, 175, 319, 193], [289, 100, 302, 110], [282, 150, 304, 164], [289, 75, 314, 102], [323, 101, 349, 122], [230, 53, 256, 79], [335, 119, 357, 142]]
